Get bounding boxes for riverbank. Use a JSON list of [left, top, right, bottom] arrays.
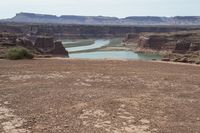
[[0, 58, 200, 133]]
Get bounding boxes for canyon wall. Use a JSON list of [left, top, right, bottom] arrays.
[[124, 31, 200, 64], [0, 23, 199, 39], [125, 31, 200, 53]]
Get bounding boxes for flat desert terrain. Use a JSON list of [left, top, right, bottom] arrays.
[[0, 59, 200, 133]]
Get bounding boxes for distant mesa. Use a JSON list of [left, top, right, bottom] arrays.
[[2, 12, 200, 25]]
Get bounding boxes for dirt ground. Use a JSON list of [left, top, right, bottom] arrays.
[[0, 58, 200, 133]]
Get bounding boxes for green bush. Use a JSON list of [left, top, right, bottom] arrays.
[[6, 48, 34, 60]]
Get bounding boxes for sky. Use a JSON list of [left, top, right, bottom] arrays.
[[0, 0, 199, 19]]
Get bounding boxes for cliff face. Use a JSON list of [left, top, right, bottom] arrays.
[[0, 33, 68, 57], [124, 31, 200, 64], [0, 23, 199, 39], [34, 37, 68, 56], [4, 13, 200, 25], [126, 31, 200, 53]]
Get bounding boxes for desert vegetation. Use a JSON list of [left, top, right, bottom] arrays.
[[6, 48, 34, 60]]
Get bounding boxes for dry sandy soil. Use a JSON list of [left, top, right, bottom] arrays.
[[0, 59, 200, 133]]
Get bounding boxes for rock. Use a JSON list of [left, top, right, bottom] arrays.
[[1, 22, 199, 39], [16, 38, 34, 49], [190, 43, 200, 51], [34, 37, 55, 53], [137, 34, 178, 51], [127, 31, 200, 53], [0, 33, 69, 58], [195, 61, 200, 64], [51, 41, 69, 56], [0, 33, 17, 46], [177, 57, 188, 63], [174, 40, 191, 53], [124, 31, 200, 64], [123, 33, 139, 43], [161, 58, 170, 61], [34, 36, 68, 56]]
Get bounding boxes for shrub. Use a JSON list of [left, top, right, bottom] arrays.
[[6, 48, 34, 60]]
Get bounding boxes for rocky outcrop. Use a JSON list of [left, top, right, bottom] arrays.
[[34, 37, 68, 56], [163, 51, 200, 64], [0, 33, 68, 57], [52, 41, 69, 56], [133, 31, 200, 53], [123, 33, 139, 43], [16, 38, 34, 49], [0, 33, 17, 46], [137, 34, 177, 51], [34, 37, 55, 53], [124, 31, 200, 64]]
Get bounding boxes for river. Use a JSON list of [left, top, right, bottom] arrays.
[[64, 39, 161, 60], [66, 40, 110, 52]]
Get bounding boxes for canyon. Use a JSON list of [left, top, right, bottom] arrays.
[[0, 17, 200, 63]]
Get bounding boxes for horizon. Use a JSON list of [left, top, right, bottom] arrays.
[[0, 0, 200, 19], [8, 12, 200, 19]]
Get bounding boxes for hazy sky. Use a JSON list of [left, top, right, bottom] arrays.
[[0, 0, 199, 19]]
